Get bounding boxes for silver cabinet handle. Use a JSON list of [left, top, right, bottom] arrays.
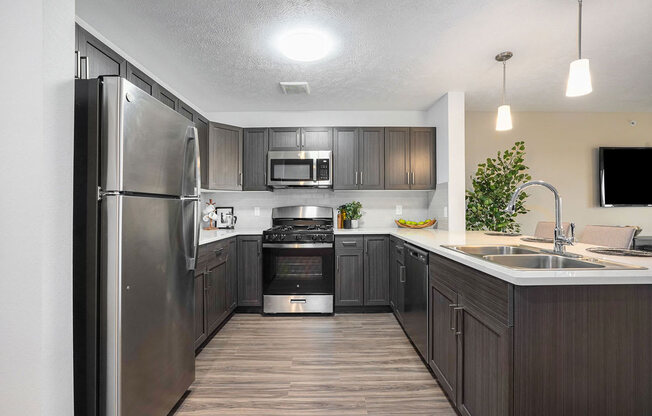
[[454, 307, 463, 336], [296, 131, 300, 148], [75, 51, 81, 79], [399, 265, 406, 283], [80, 55, 89, 79], [355, 171, 358, 185], [337, 256, 340, 271], [405, 171, 409, 184], [341, 241, 358, 247], [449, 304, 458, 331], [360, 171, 363, 185]]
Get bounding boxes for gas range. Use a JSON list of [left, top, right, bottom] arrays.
[[263, 224, 334, 244], [262, 206, 335, 314]]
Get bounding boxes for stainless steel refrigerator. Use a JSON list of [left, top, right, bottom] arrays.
[[74, 76, 200, 415]]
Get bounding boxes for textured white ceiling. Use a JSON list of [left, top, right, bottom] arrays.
[[76, 0, 652, 112]]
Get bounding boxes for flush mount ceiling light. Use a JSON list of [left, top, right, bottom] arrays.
[[277, 29, 332, 62], [566, 0, 592, 97], [495, 51, 513, 132]]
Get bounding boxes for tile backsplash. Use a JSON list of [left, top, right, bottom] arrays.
[[200, 189, 435, 229]]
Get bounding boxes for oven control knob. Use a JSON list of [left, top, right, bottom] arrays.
[[311, 235, 318, 241], [271, 234, 278, 241], [280, 234, 286, 240], [295, 235, 302, 241], [320, 234, 326, 241]]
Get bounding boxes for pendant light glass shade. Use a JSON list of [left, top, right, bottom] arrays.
[[566, 58, 592, 97], [496, 104, 513, 131]]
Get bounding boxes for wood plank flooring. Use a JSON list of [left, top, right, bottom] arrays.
[[174, 313, 456, 415]]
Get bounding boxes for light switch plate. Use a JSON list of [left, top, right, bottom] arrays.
[[254, 207, 260, 216], [395, 205, 402, 215]]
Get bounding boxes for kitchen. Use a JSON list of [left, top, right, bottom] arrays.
[[2, 1, 652, 416]]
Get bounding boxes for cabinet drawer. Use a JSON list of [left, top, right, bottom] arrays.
[[335, 236, 364, 250], [429, 253, 513, 326], [198, 239, 230, 268], [390, 237, 405, 262]]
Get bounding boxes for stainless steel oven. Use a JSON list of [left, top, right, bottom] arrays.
[[262, 206, 334, 313], [267, 150, 332, 188]]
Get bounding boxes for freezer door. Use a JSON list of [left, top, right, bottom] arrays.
[[101, 76, 199, 197], [101, 195, 195, 416]]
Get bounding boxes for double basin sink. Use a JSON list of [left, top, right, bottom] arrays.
[[443, 244, 644, 270]]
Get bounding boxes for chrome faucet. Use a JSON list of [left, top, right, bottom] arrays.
[[505, 180, 575, 255]]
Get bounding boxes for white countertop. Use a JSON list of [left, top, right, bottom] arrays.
[[200, 227, 652, 285]]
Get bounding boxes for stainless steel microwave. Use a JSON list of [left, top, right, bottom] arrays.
[[267, 150, 332, 188]]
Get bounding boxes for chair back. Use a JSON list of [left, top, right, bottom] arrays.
[[579, 225, 637, 249], [533, 221, 571, 239]]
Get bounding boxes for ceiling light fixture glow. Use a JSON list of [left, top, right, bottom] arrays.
[[495, 51, 513, 132], [278, 29, 332, 62], [566, 0, 592, 97]]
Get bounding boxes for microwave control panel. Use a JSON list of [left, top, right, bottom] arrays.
[[317, 159, 330, 180]]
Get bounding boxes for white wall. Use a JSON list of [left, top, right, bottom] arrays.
[[206, 110, 433, 128], [466, 111, 652, 236], [0, 0, 75, 414], [201, 190, 433, 229], [424, 92, 466, 232]]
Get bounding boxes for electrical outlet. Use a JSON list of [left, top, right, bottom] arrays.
[[395, 205, 402, 215], [444, 207, 448, 217], [254, 207, 260, 216]]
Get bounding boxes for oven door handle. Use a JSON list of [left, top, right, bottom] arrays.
[[262, 243, 334, 249]]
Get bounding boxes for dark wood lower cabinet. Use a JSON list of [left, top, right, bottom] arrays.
[[428, 278, 458, 402], [194, 238, 237, 351], [363, 235, 389, 306], [335, 249, 364, 306], [237, 236, 262, 307]]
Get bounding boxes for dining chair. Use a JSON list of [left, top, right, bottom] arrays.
[[533, 221, 571, 239], [579, 225, 638, 249]]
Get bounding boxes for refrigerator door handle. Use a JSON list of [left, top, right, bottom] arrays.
[[181, 198, 200, 271], [182, 126, 200, 197]]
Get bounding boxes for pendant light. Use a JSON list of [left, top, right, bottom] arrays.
[[495, 51, 513, 131], [566, 0, 592, 97]]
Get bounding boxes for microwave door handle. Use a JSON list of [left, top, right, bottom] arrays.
[[313, 159, 317, 182]]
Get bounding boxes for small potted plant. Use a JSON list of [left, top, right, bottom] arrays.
[[338, 201, 362, 229]]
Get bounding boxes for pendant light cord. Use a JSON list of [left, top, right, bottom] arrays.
[[578, 0, 583, 59], [502, 61, 506, 105]]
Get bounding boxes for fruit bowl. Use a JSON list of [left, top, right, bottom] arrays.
[[395, 219, 437, 229]]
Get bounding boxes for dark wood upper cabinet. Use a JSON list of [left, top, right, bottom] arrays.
[[242, 128, 269, 191], [237, 236, 262, 307], [363, 235, 389, 305], [301, 127, 332, 150], [359, 127, 385, 190], [76, 25, 126, 79], [333, 127, 359, 190], [196, 116, 209, 189], [410, 127, 436, 190], [269, 127, 301, 150], [207, 123, 242, 190], [385, 127, 436, 190], [125, 63, 155, 95], [178, 101, 196, 122], [384, 127, 410, 190], [269, 127, 332, 151], [153, 84, 179, 111]]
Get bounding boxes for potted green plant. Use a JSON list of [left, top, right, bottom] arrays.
[[466, 141, 531, 233], [340, 201, 363, 229]]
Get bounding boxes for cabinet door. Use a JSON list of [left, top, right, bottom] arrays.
[[193, 269, 207, 350], [333, 127, 359, 190], [242, 128, 269, 191], [396, 261, 406, 323], [364, 236, 389, 306], [429, 279, 458, 402], [208, 123, 242, 190], [205, 261, 227, 333], [389, 240, 398, 310], [125, 63, 155, 95], [335, 249, 364, 306], [226, 239, 238, 311], [178, 101, 196, 122], [76, 25, 126, 78], [457, 300, 512, 416], [196, 116, 209, 189], [301, 127, 332, 150], [153, 84, 178, 111], [359, 127, 385, 190], [269, 127, 301, 150], [237, 236, 262, 307], [384, 127, 410, 190], [409, 127, 436, 190]]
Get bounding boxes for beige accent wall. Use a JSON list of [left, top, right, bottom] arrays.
[[465, 112, 652, 238]]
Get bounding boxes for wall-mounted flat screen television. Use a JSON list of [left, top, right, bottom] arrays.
[[599, 147, 652, 207]]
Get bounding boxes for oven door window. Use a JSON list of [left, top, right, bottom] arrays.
[[263, 247, 333, 295], [270, 159, 314, 182]]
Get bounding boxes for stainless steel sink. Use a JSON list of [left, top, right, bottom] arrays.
[[446, 245, 541, 256], [483, 254, 605, 269], [442, 244, 645, 271]]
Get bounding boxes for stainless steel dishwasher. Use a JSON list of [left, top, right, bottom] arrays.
[[403, 243, 429, 359]]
